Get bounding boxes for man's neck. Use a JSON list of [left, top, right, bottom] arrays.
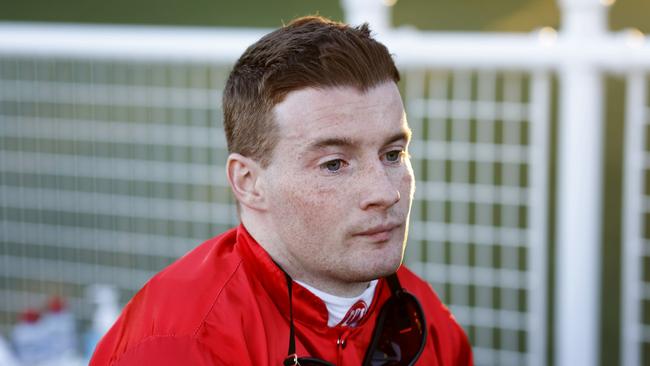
[[241, 215, 369, 297], [290, 274, 369, 298]]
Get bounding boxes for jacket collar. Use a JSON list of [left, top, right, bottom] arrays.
[[234, 224, 389, 329]]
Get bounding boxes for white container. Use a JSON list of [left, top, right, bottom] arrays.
[[0, 333, 20, 366], [41, 296, 78, 360], [11, 308, 49, 365], [83, 285, 120, 359]]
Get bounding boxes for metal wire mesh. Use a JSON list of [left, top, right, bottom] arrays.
[[0, 58, 239, 332], [402, 69, 549, 366], [0, 57, 550, 365]]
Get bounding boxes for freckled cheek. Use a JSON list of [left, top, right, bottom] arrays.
[[280, 180, 343, 218]]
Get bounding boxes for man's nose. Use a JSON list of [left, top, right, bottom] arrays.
[[359, 163, 401, 211]]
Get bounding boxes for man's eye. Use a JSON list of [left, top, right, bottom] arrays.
[[385, 150, 402, 162], [322, 159, 343, 172]]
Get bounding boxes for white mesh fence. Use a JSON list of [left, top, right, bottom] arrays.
[[0, 58, 239, 331], [0, 42, 550, 366], [403, 69, 549, 366]]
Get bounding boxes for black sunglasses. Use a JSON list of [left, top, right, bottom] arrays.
[[281, 272, 427, 366]]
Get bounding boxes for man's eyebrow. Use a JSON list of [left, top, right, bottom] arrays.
[[384, 128, 412, 146], [306, 129, 412, 151], [308, 136, 358, 151]]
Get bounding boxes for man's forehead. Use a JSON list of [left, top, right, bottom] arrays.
[[272, 82, 406, 140], [277, 120, 411, 158]]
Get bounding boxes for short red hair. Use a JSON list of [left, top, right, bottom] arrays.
[[223, 15, 400, 167]]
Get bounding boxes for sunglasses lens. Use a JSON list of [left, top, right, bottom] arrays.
[[365, 293, 426, 366]]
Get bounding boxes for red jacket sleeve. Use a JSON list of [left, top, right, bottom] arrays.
[[455, 327, 474, 366], [110, 336, 218, 366]]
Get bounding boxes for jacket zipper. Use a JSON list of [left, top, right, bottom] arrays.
[[336, 331, 348, 365]]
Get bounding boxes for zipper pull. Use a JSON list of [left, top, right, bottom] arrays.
[[336, 335, 347, 349]]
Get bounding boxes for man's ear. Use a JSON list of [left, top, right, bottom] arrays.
[[226, 153, 267, 211]]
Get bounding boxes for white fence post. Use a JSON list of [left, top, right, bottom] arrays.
[[554, 1, 610, 366], [340, 0, 391, 34]]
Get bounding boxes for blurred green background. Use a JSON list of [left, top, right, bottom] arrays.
[[0, 0, 648, 33], [2, 1, 649, 365]]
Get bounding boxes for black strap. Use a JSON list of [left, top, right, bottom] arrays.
[[386, 273, 403, 296], [283, 271, 298, 366]]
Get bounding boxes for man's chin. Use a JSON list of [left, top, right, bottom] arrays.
[[353, 258, 403, 282], [376, 260, 402, 278]]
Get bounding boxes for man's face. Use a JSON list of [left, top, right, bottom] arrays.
[[260, 81, 414, 287]]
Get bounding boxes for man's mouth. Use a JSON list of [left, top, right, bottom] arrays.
[[354, 223, 401, 242]]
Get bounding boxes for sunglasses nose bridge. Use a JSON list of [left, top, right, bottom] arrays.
[[283, 353, 299, 366]]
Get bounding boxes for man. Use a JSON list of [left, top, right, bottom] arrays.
[[90, 16, 472, 365]]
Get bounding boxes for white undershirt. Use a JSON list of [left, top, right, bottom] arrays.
[[295, 279, 378, 327]]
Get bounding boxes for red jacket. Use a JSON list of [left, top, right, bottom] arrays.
[[90, 225, 473, 365]]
